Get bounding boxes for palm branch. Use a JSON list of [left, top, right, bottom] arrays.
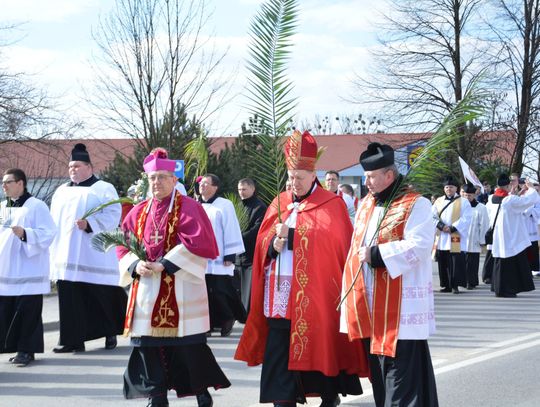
[[224, 192, 250, 232], [244, 0, 299, 288], [339, 84, 488, 308], [245, 0, 299, 214], [81, 197, 134, 220], [184, 130, 209, 194], [91, 228, 147, 260]]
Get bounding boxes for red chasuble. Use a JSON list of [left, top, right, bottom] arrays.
[[235, 186, 369, 377], [118, 191, 218, 336], [342, 191, 418, 357]]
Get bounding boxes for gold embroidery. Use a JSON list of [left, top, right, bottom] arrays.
[[291, 222, 310, 361]]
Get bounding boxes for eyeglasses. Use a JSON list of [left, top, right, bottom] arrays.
[[1, 180, 17, 185]]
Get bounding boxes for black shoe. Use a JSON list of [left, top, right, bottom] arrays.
[[105, 336, 117, 350], [439, 287, 451, 293], [146, 399, 169, 407], [196, 389, 213, 407], [496, 293, 517, 298], [320, 395, 340, 407], [466, 285, 474, 290], [53, 344, 85, 353], [484, 278, 491, 284], [220, 319, 235, 337], [11, 352, 34, 367], [452, 288, 459, 294]]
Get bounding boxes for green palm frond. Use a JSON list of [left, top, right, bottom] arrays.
[[246, 0, 299, 137], [184, 131, 209, 192], [403, 87, 488, 196], [81, 197, 134, 220], [339, 84, 487, 309], [91, 228, 147, 260], [224, 192, 250, 232], [244, 0, 299, 210]]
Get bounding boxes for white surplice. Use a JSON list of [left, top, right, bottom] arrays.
[[49, 180, 121, 285], [119, 244, 211, 337], [523, 201, 540, 242], [486, 188, 540, 258], [0, 197, 57, 296], [466, 202, 490, 253], [201, 197, 245, 276], [432, 195, 472, 251], [341, 197, 436, 339]]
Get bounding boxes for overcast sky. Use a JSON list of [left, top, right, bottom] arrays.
[[1, 0, 386, 137]]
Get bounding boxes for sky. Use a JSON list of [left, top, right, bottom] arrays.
[[1, 0, 386, 137]]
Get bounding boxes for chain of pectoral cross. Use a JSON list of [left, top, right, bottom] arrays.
[[149, 202, 169, 244]]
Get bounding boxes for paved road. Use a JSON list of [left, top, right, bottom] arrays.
[[1, 263, 539, 407]]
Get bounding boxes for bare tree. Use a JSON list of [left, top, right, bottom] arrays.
[[89, 0, 230, 149], [299, 113, 383, 135], [0, 24, 80, 148], [351, 0, 490, 160], [486, 0, 540, 175]]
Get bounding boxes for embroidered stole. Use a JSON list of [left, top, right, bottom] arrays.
[[343, 192, 418, 357], [434, 196, 462, 253], [123, 192, 183, 336]]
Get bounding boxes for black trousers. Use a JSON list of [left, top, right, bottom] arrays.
[[437, 250, 466, 289], [57, 280, 127, 346], [465, 252, 480, 287], [363, 339, 438, 407], [526, 241, 539, 271], [205, 275, 246, 328], [482, 250, 494, 283], [0, 294, 43, 354], [234, 264, 253, 313]]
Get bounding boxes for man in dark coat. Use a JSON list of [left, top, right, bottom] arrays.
[[235, 178, 267, 314]]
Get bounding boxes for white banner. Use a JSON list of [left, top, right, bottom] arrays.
[[458, 156, 484, 193]]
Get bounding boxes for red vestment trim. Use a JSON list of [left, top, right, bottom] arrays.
[[343, 191, 418, 357]]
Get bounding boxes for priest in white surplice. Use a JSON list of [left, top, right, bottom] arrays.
[[49, 143, 127, 353], [341, 142, 439, 407], [0, 168, 56, 367], [461, 182, 490, 289], [486, 174, 540, 297], [198, 174, 246, 337], [432, 177, 472, 293]]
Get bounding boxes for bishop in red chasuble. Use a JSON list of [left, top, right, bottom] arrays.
[[235, 130, 369, 407]]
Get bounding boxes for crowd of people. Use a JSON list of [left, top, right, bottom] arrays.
[[1, 135, 539, 407]]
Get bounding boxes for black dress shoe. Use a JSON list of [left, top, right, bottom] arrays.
[[452, 288, 459, 294], [105, 336, 117, 350], [496, 293, 517, 298], [320, 395, 340, 407], [53, 344, 85, 353], [220, 319, 235, 337], [11, 352, 34, 367], [196, 389, 213, 407], [146, 399, 169, 407], [439, 287, 451, 293]]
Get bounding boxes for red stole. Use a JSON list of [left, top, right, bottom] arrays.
[[343, 191, 418, 357], [124, 192, 183, 336]]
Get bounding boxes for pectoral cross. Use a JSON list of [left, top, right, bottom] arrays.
[[150, 230, 163, 244]]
